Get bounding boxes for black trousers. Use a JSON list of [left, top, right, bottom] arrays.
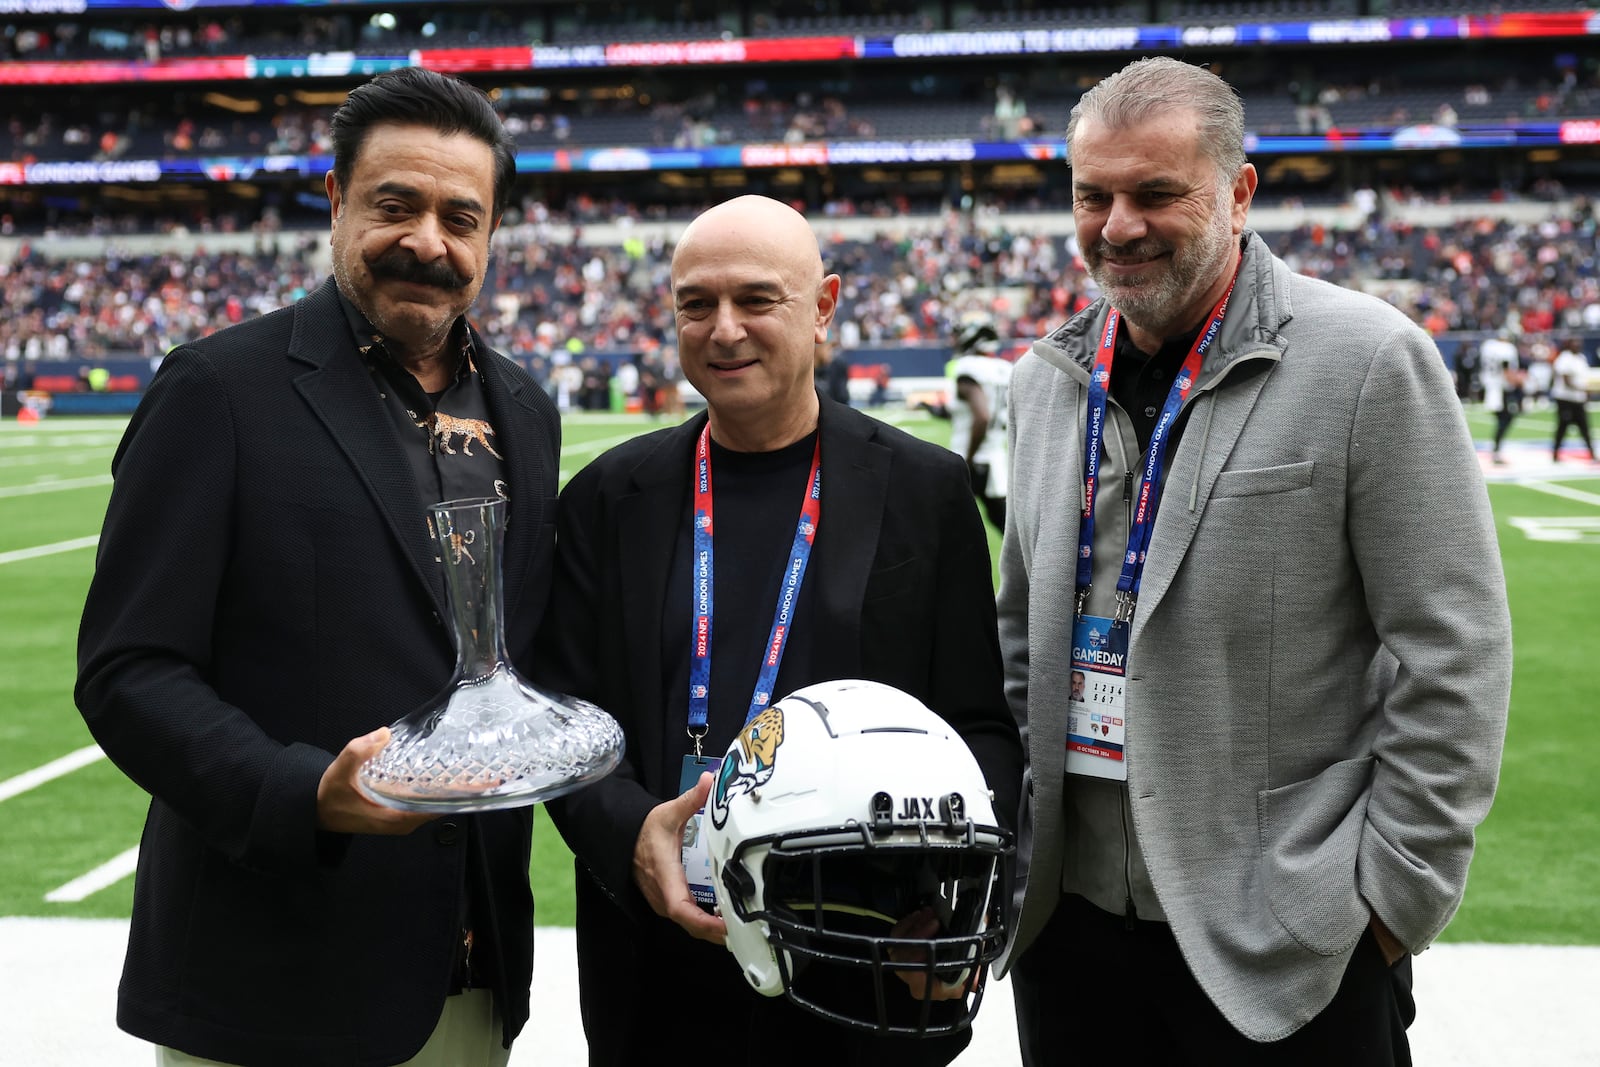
[[1492, 403, 1518, 452], [1553, 399, 1594, 458], [1011, 893, 1414, 1067]]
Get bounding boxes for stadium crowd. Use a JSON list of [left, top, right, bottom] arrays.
[[6, 195, 1598, 374]]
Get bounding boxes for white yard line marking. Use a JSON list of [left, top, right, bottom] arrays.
[[0, 475, 113, 498], [1508, 517, 1600, 543], [0, 745, 105, 803], [0, 432, 123, 449], [2, 452, 113, 469], [1513, 478, 1600, 507], [44, 847, 139, 904], [0, 535, 99, 565]]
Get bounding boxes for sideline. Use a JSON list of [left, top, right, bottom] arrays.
[[4, 919, 1598, 1066]]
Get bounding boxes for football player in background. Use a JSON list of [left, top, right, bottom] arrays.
[[933, 316, 1013, 532]]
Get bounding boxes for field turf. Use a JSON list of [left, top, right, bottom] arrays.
[[1, 407, 1595, 942]]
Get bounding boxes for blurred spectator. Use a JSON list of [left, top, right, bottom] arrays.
[[813, 338, 850, 406], [870, 362, 891, 406], [992, 85, 1030, 139], [637, 351, 666, 417], [8, 197, 1600, 408]]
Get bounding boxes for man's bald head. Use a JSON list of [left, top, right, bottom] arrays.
[[669, 195, 840, 452], [672, 195, 825, 291]]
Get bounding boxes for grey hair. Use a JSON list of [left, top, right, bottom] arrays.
[[1067, 57, 1246, 182]]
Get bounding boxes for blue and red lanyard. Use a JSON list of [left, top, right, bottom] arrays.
[[687, 422, 822, 754], [1075, 271, 1238, 624]]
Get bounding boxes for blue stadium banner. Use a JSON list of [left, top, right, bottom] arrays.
[[7, 120, 1599, 187]]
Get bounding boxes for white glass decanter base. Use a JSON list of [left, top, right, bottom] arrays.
[[355, 495, 624, 813], [358, 665, 624, 813]]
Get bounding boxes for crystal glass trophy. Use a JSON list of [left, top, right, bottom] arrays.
[[358, 496, 624, 812]]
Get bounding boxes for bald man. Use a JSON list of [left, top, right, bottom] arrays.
[[537, 196, 1022, 1065]]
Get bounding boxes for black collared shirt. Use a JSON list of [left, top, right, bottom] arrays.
[[1111, 326, 1201, 456], [337, 291, 507, 514]]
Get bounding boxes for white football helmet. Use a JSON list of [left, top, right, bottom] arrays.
[[706, 679, 1012, 1036]]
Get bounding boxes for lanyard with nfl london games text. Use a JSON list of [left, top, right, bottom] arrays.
[[1074, 267, 1239, 624], [686, 422, 823, 752]]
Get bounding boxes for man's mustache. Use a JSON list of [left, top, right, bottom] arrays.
[[367, 250, 471, 291], [1091, 239, 1172, 261]]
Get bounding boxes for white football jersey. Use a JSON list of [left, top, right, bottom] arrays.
[[1551, 350, 1590, 404], [949, 355, 1012, 495], [1478, 337, 1519, 413]]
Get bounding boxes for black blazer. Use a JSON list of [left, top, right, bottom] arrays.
[[538, 397, 1021, 1058], [76, 280, 561, 1067]]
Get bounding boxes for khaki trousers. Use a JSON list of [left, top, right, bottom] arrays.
[[156, 988, 511, 1067]]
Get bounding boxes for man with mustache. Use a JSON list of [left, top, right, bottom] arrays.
[[996, 58, 1511, 1065], [77, 67, 558, 1065]]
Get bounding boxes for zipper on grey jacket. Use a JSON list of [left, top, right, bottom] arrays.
[[1121, 792, 1137, 929], [1114, 415, 1139, 929], [1188, 394, 1217, 512]]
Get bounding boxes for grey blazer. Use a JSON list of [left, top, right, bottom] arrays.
[[996, 232, 1512, 1041]]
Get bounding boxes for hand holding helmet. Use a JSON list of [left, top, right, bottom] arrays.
[[632, 771, 727, 944]]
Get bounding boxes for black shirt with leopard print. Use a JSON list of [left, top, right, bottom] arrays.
[[337, 291, 508, 513]]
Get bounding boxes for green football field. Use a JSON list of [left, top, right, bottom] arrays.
[[1, 406, 1596, 944]]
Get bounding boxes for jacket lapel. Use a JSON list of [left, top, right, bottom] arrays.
[[288, 281, 447, 616], [811, 400, 889, 678], [617, 415, 703, 774], [1129, 243, 1287, 644], [479, 343, 557, 625]]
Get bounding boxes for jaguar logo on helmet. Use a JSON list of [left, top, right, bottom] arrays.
[[710, 705, 785, 829], [706, 679, 1014, 1038]]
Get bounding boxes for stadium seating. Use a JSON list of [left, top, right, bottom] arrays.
[[2, 0, 1598, 398]]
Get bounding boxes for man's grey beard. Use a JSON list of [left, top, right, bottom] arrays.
[[1089, 190, 1237, 339]]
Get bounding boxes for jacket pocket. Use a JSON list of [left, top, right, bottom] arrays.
[[863, 555, 922, 603], [1213, 460, 1314, 498], [1257, 754, 1374, 956]]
